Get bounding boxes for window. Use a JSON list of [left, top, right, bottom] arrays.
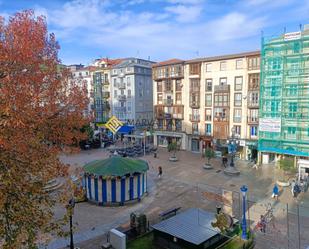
[[205, 79, 212, 91], [127, 106, 131, 111], [248, 109, 258, 122], [139, 89, 143, 97], [113, 69, 117, 74], [234, 125, 241, 136], [128, 89, 131, 98], [248, 57, 260, 70], [190, 78, 200, 91], [249, 92, 259, 106], [176, 79, 182, 91], [288, 103, 298, 118], [86, 72, 89, 75], [127, 77, 131, 86], [220, 61, 227, 71], [165, 80, 172, 92], [157, 93, 163, 104], [189, 63, 200, 75], [114, 90, 117, 97], [192, 123, 199, 134], [120, 89, 124, 95], [236, 59, 243, 69], [205, 94, 212, 107], [205, 109, 212, 121], [234, 93, 242, 106], [157, 81, 163, 92], [234, 76, 243, 91], [219, 77, 227, 85], [248, 74, 259, 90], [233, 109, 242, 123], [214, 107, 228, 121], [214, 93, 229, 106], [288, 127, 296, 135], [79, 72, 82, 76], [250, 126, 258, 137], [205, 124, 211, 135], [206, 63, 212, 72], [176, 93, 182, 104], [113, 78, 117, 87]]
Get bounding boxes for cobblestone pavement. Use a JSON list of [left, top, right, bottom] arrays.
[[44, 147, 309, 249]]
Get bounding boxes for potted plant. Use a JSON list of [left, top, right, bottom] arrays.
[[277, 157, 297, 187], [168, 141, 179, 162], [203, 147, 215, 169]]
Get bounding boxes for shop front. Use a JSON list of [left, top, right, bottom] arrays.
[[154, 131, 186, 150]]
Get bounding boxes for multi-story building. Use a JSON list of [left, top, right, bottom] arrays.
[[68, 64, 95, 116], [152, 59, 186, 149], [110, 58, 154, 127], [259, 26, 309, 164], [90, 59, 123, 124], [153, 52, 260, 160]]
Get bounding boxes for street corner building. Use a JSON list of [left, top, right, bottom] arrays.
[[83, 156, 148, 206]]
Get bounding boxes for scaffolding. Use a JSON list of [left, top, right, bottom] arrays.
[[259, 28, 309, 157]]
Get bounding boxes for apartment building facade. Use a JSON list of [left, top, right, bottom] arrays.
[[259, 27, 309, 164], [153, 52, 260, 160], [110, 58, 154, 127], [153, 59, 186, 149]]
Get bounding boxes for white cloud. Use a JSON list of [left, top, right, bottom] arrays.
[[165, 4, 203, 23], [167, 0, 204, 4]]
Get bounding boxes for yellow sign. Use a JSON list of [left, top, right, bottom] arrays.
[[105, 116, 123, 134]]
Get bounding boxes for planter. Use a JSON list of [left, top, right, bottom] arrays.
[[203, 163, 213, 169], [169, 156, 178, 162], [276, 179, 290, 187]]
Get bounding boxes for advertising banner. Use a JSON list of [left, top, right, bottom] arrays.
[[259, 118, 281, 132], [284, 31, 301, 41]]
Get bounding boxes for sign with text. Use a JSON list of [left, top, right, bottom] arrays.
[[259, 118, 281, 132], [284, 31, 301, 41]]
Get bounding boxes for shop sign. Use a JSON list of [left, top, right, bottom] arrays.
[[239, 140, 246, 146], [259, 118, 281, 132]]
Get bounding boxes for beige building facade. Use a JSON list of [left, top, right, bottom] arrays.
[[153, 52, 260, 160]]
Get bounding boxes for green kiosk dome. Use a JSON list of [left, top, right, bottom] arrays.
[[84, 156, 149, 205]]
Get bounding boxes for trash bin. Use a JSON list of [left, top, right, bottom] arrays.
[[154, 152, 157, 158]]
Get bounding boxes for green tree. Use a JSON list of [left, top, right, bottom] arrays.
[[167, 141, 179, 158], [205, 147, 215, 164], [278, 157, 297, 180]]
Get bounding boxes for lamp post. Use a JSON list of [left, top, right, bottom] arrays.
[[67, 198, 76, 249], [240, 185, 248, 240], [224, 127, 240, 175]]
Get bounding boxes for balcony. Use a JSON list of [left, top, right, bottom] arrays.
[[103, 80, 109, 85], [118, 72, 125, 78], [190, 101, 200, 109], [172, 113, 184, 119], [114, 107, 126, 112], [117, 95, 126, 101], [247, 117, 259, 124], [214, 85, 230, 92], [213, 116, 229, 122], [163, 99, 173, 106], [118, 83, 126, 89], [190, 86, 200, 92], [190, 114, 200, 122], [247, 101, 259, 108]]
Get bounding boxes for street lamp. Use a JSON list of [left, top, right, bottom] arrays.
[[224, 127, 240, 175], [240, 185, 248, 240], [67, 198, 76, 249]]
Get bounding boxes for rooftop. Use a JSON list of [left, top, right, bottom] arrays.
[[84, 156, 149, 177], [153, 58, 184, 67], [186, 50, 260, 64], [152, 208, 220, 245]]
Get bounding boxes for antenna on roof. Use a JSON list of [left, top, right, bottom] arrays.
[[148, 56, 150, 61], [299, 24, 302, 31], [284, 27, 286, 34]]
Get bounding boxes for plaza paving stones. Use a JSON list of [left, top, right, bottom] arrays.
[[44, 147, 309, 249]]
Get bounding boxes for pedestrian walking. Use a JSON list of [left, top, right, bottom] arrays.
[[272, 184, 279, 200], [158, 166, 162, 178], [291, 180, 296, 197], [259, 215, 266, 233]]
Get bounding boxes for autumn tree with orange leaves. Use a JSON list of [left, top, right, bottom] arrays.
[[0, 11, 90, 248]]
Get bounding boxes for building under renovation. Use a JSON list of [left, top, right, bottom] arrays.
[[259, 25, 309, 164]]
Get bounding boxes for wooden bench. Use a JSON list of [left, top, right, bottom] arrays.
[[159, 207, 181, 220]]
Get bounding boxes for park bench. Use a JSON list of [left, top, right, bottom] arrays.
[[159, 207, 181, 220]]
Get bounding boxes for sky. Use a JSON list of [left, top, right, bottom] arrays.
[[1, 0, 308, 65]]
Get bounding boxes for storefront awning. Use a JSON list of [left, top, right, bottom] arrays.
[[117, 125, 134, 134]]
